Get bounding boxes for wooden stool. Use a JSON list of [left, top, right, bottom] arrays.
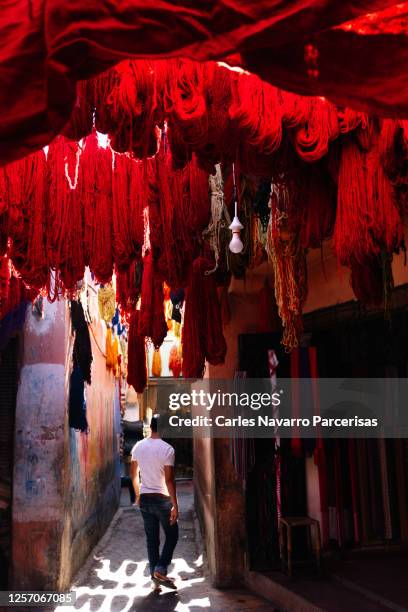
[[279, 516, 321, 577]]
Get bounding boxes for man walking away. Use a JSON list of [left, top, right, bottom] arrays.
[[130, 414, 179, 590]]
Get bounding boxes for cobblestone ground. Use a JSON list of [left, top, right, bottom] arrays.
[[54, 481, 275, 612]]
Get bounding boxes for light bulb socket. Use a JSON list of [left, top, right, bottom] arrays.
[[229, 215, 243, 231]]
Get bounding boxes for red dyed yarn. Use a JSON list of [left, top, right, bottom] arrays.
[[0, 256, 10, 313], [280, 91, 310, 128], [182, 256, 227, 378], [154, 147, 195, 287], [138, 252, 167, 348], [334, 123, 403, 268], [127, 308, 147, 394], [195, 63, 234, 171], [338, 108, 368, 134], [47, 137, 85, 294], [300, 163, 336, 249], [4, 150, 49, 289], [81, 132, 113, 283], [230, 72, 282, 157], [380, 119, 408, 212], [292, 98, 339, 162], [112, 154, 149, 269], [112, 152, 134, 269], [115, 261, 142, 319], [166, 59, 208, 150], [150, 148, 209, 288], [138, 251, 154, 336], [128, 159, 147, 258], [107, 60, 161, 157], [4, 156, 31, 277], [62, 80, 94, 141], [25, 150, 49, 288]]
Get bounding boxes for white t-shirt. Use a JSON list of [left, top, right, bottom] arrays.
[[131, 438, 175, 495]]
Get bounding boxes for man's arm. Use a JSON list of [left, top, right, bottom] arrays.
[[164, 465, 178, 525], [130, 459, 140, 505]]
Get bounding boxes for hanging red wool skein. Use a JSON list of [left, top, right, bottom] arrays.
[[127, 309, 147, 394], [292, 97, 339, 162], [115, 260, 142, 320], [138, 251, 167, 348], [300, 162, 336, 249], [47, 136, 85, 296], [334, 121, 403, 268], [182, 256, 227, 378], [5, 150, 49, 291], [112, 152, 135, 270], [81, 131, 114, 284], [107, 59, 162, 158]]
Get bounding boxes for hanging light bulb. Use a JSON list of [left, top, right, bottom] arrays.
[[229, 163, 244, 254]]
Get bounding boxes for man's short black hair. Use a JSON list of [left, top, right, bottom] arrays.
[[150, 414, 159, 432]]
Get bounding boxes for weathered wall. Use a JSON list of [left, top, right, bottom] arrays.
[[11, 302, 120, 590], [60, 317, 121, 588], [12, 301, 67, 590]]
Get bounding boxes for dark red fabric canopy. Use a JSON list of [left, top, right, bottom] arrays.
[[2, 1, 408, 165]]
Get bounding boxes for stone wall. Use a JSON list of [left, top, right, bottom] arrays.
[[11, 301, 120, 590]]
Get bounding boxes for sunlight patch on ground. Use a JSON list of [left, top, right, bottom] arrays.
[[54, 556, 205, 612]]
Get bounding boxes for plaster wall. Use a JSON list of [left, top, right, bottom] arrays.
[[11, 301, 120, 590]]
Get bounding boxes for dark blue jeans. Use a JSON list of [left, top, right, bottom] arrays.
[[139, 495, 179, 578]]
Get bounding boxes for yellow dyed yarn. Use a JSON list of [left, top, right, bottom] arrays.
[[152, 348, 162, 377], [98, 284, 116, 323]]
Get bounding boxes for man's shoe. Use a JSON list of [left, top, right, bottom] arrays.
[[151, 579, 162, 593], [153, 571, 177, 590]]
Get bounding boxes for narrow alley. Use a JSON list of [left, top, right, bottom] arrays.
[[53, 483, 273, 612], [2, 6, 408, 612]]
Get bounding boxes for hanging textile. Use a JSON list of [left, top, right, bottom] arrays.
[[168, 342, 182, 378], [300, 162, 336, 249], [69, 365, 89, 433], [292, 98, 339, 162], [334, 120, 403, 303], [266, 165, 307, 351], [70, 300, 93, 385], [5, 150, 49, 290], [106, 59, 162, 158], [98, 284, 116, 323], [112, 153, 145, 269], [115, 260, 142, 317], [81, 131, 113, 283], [47, 137, 85, 295], [152, 348, 162, 377], [182, 256, 227, 378], [170, 288, 184, 324], [105, 327, 114, 370], [203, 164, 231, 276], [138, 252, 167, 348], [127, 309, 147, 394]]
